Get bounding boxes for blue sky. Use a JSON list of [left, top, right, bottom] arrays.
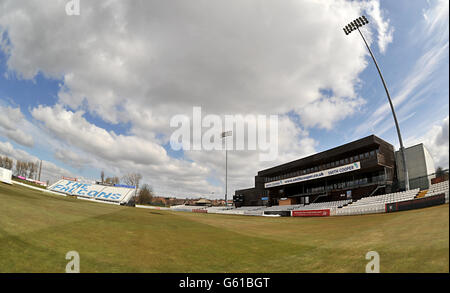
[[0, 0, 448, 198]]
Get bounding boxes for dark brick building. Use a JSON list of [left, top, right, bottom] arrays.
[[234, 135, 396, 207]]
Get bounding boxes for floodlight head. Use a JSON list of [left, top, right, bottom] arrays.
[[362, 15, 369, 24], [343, 15, 370, 35], [343, 24, 353, 35]]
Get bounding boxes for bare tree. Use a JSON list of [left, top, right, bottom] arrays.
[[105, 176, 120, 185], [136, 184, 153, 205], [0, 156, 13, 170], [15, 160, 28, 177], [101, 170, 105, 184], [111, 176, 120, 185], [13, 160, 39, 178], [122, 173, 142, 202], [27, 161, 39, 179], [122, 173, 142, 187]]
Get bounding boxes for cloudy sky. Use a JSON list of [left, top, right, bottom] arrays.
[[0, 0, 448, 198]]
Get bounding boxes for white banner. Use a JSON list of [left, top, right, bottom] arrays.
[[265, 162, 361, 188]]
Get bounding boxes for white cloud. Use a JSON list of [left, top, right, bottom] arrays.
[[30, 104, 223, 197], [298, 96, 366, 130], [0, 0, 396, 197], [406, 116, 449, 169], [53, 148, 90, 169], [0, 0, 389, 130], [0, 105, 34, 147], [31, 104, 169, 166], [423, 0, 449, 39], [183, 115, 318, 193], [361, 0, 394, 54]]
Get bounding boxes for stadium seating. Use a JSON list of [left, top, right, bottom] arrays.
[[47, 179, 135, 204], [167, 181, 449, 217], [424, 180, 449, 203], [334, 188, 419, 216], [294, 199, 351, 211]]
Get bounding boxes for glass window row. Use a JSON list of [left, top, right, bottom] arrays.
[[265, 149, 379, 183]]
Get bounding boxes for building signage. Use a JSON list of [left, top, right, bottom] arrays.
[[114, 184, 136, 189], [261, 197, 269, 201], [265, 162, 361, 188]]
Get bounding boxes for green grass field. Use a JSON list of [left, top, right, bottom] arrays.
[[0, 182, 448, 273]]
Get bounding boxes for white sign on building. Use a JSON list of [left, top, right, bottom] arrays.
[[265, 162, 361, 188]]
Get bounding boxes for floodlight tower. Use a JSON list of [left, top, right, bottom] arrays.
[[221, 130, 232, 206], [343, 16, 410, 191]]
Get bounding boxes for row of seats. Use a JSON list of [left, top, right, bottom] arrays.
[[425, 181, 449, 202], [297, 199, 351, 210], [335, 189, 419, 216], [168, 181, 448, 217], [264, 204, 304, 211], [333, 203, 385, 216], [348, 189, 419, 207]]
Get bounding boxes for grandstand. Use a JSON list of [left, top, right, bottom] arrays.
[[47, 179, 135, 205], [166, 180, 448, 217]]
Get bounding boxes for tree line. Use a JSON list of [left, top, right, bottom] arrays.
[[0, 155, 13, 170], [1, 155, 40, 179]]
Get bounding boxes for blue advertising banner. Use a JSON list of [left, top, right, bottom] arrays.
[[114, 184, 136, 189]]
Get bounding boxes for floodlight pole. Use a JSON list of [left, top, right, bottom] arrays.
[[226, 141, 228, 206], [344, 16, 410, 191], [222, 131, 232, 206]]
